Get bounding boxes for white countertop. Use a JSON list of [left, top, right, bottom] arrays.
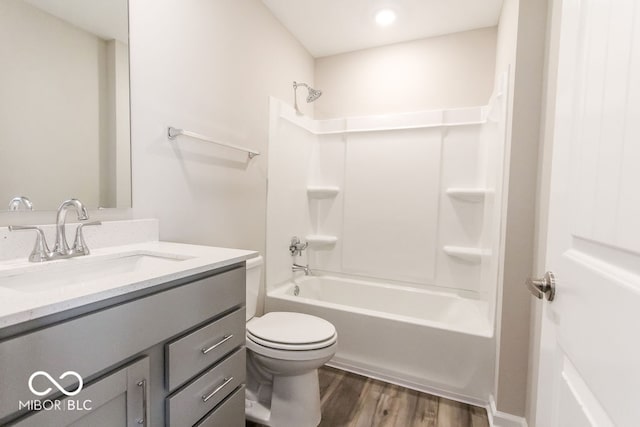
[[0, 241, 257, 329]]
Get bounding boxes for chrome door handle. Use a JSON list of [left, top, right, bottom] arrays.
[[526, 271, 556, 301]]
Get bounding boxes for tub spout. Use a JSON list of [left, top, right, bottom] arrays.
[[292, 263, 311, 276]]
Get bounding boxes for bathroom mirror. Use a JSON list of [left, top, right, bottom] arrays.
[[0, 0, 131, 211]]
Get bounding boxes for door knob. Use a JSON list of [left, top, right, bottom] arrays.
[[526, 271, 556, 301]]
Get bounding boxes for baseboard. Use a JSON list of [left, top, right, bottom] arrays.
[[487, 395, 529, 427]]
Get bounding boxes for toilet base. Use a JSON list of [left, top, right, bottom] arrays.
[[246, 352, 324, 427], [270, 370, 321, 427]]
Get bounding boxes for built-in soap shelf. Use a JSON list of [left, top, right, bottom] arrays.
[[305, 235, 338, 247], [307, 186, 340, 199], [446, 188, 489, 203], [443, 246, 491, 264]]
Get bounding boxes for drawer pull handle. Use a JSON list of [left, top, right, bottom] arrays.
[[202, 377, 233, 403], [201, 334, 233, 355], [136, 379, 147, 426]]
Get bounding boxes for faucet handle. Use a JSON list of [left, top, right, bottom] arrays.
[[8, 226, 51, 262], [72, 221, 102, 256], [289, 236, 308, 256]]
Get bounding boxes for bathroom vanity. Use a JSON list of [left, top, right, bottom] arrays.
[[0, 235, 255, 426]]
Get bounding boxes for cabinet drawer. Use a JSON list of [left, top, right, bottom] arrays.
[[167, 308, 245, 391], [166, 348, 245, 427], [0, 265, 244, 422], [195, 385, 245, 427]]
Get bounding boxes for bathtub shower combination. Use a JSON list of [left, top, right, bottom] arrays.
[[265, 76, 508, 405]]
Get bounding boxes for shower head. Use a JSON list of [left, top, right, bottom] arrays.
[[306, 87, 322, 103], [293, 81, 322, 113]]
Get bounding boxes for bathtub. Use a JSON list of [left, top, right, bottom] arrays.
[[266, 275, 495, 405]]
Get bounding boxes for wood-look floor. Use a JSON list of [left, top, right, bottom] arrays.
[[247, 366, 489, 427]]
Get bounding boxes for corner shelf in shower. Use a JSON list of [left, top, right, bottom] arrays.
[[443, 246, 490, 264], [446, 188, 489, 203], [307, 186, 340, 198], [305, 235, 338, 247]]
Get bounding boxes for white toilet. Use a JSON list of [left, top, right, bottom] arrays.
[[245, 256, 337, 427]]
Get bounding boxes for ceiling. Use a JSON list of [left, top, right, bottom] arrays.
[[24, 0, 128, 43], [262, 0, 504, 58]]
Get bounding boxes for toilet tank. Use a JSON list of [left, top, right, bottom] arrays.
[[245, 255, 263, 321]]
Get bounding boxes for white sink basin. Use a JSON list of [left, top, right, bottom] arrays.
[[0, 252, 193, 293]]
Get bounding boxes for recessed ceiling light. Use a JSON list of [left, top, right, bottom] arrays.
[[375, 9, 396, 27]]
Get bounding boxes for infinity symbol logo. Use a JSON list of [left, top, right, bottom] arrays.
[[28, 371, 83, 397]]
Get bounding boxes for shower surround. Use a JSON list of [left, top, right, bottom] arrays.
[[265, 82, 508, 404]]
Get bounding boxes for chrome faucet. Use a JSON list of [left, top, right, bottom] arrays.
[[52, 199, 89, 256], [8, 199, 101, 262], [292, 263, 311, 276], [289, 236, 311, 275]]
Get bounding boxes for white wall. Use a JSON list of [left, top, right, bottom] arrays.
[[314, 27, 497, 119], [129, 0, 314, 257], [0, 0, 105, 210]]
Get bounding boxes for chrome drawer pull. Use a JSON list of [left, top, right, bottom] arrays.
[[201, 334, 233, 355], [202, 377, 233, 402], [136, 379, 147, 426]]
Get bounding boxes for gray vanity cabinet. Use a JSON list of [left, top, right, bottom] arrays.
[[0, 263, 247, 426], [13, 357, 150, 427], [194, 386, 245, 427]]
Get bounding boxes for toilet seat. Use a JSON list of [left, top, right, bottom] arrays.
[[246, 312, 337, 359], [246, 334, 338, 361], [247, 330, 337, 351], [247, 312, 336, 346]]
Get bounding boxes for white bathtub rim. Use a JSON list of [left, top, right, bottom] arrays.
[[268, 280, 494, 338], [286, 270, 489, 301]]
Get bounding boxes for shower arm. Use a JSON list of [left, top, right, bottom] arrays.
[[293, 81, 315, 113], [293, 82, 307, 113]]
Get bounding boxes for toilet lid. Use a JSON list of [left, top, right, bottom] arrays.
[[246, 312, 336, 345]]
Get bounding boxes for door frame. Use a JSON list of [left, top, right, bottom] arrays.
[[525, 0, 566, 424]]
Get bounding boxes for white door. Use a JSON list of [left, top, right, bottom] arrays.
[[535, 0, 640, 425]]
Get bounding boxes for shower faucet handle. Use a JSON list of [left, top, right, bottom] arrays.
[[289, 236, 308, 256]]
